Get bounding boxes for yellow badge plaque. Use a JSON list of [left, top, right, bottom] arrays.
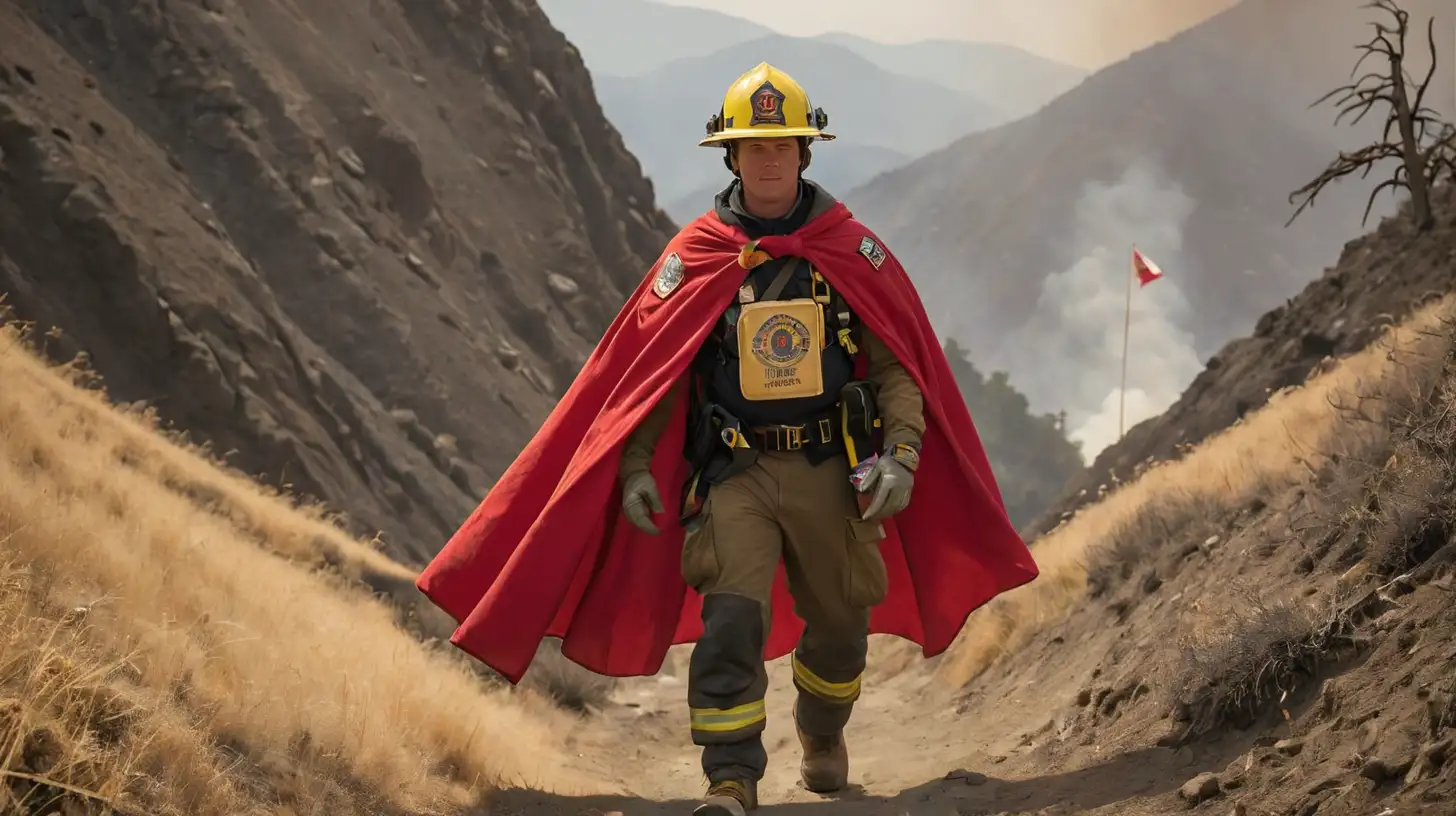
[[736, 298, 825, 401]]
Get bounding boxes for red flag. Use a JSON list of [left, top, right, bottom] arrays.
[[1132, 247, 1164, 287]]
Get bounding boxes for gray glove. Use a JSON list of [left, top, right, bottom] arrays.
[[858, 454, 914, 522], [622, 470, 664, 534]]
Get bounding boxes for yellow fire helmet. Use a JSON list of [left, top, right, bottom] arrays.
[[699, 62, 835, 147]]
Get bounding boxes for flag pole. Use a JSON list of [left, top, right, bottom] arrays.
[[1119, 244, 1135, 440]]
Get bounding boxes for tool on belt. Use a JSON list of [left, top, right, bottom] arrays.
[[839, 380, 879, 468], [679, 401, 759, 529]]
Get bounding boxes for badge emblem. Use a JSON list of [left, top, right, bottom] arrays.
[[749, 81, 787, 127], [751, 313, 812, 368], [652, 252, 685, 298], [858, 236, 886, 270]]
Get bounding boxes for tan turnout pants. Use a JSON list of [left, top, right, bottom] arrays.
[[618, 320, 925, 785], [682, 446, 889, 783]]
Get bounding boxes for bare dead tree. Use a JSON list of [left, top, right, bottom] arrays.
[[1287, 0, 1454, 231]]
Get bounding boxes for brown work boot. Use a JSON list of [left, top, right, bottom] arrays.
[[796, 720, 849, 793], [692, 778, 757, 815]]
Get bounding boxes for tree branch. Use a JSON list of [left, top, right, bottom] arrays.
[[1286, 143, 1404, 226], [1288, 0, 1451, 231], [1410, 15, 1437, 116], [1364, 174, 1408, 223], [1424, 127, 1456, 185]]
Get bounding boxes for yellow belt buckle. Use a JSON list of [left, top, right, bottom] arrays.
[[817, 417, 833, 444], [785, 425, 804, 450]]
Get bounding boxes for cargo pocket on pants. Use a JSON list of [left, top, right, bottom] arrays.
[[680, 511, 722, 593], [843, 517, 889, 608]]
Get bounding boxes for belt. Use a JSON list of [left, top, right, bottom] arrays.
[[748, 413, 839, 452]]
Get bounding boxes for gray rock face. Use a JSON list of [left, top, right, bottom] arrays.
[[0, 0, 676, 565]]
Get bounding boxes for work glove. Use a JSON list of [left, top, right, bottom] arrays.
[[858, 454, 914, 522], [622, 470, 664, 535]]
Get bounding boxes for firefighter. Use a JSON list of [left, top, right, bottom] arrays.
[[618, 62, 925, 815]]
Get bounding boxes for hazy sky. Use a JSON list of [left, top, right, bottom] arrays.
[[654, 0, 1241, 68]]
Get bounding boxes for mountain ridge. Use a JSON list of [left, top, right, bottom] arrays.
[[808, 30, 1087, 119]]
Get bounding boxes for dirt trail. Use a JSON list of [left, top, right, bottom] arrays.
[[491, 650, 1194, 815]]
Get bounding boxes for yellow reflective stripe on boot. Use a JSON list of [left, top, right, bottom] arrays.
[[689, 699, 767, 733], [792, 653, 862, 703]]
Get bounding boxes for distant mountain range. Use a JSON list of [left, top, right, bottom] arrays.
[[846, 0, 1453, 456], [538, 0, 774, 77], [807, 32, 1087, 121], [538, 0, 1087, 222]]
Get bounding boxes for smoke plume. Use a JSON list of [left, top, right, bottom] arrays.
[[986, 157, 1205, 461]]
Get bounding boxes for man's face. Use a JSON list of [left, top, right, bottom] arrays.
[[734, 137, 800, 203]]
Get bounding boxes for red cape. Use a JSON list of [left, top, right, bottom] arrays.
[[415, 201, 1039, 684]]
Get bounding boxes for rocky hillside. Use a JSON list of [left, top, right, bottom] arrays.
[[898, 291, 1456, 816], [1027, 182, 1456, 540], [850, 0, 1452, 457], [0, 0, 676, 566]]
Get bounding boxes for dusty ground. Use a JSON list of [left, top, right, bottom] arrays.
[[497, 655, 1203, 815]]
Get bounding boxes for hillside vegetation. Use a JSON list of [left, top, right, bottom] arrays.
[[0, 320, 598, 815]]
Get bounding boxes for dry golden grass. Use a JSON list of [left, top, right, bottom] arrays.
[[0, 322, 603, 815], [929, 293, 1456, 692]]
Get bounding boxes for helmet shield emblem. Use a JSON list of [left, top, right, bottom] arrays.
[[749, 81, 787, 127]]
